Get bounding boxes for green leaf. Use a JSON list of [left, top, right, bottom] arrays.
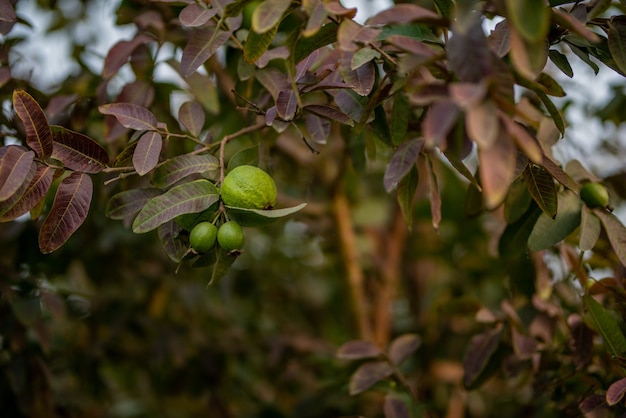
[[396, 165, 418, 229], [244, 24, 279, 63], [504, 176, 532, 224], [390, 93, 409, 146], [523, 165, 557, 218], [608, 18, 626, 75], [528, 189, 581, 251], [133, 180, 219, 233], [499, 204, 542, 259], [548, 49, 573, 78], [583, 295, 626, 358], [579, 206, 601, 251], [293, 21, 338, 64], [225, 202, 307, 227], [594, 209, 626, 267], [505, 0, 549, 42], [351, 47, 380, 70], [193, 245, 238, 285], [227, 146, 259, 171], [252, 0, 290, 34]]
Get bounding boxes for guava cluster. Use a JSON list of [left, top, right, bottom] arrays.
[[189, 165, 277, 255]]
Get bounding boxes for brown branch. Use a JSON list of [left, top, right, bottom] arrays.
[[218, 122, 266, 183]]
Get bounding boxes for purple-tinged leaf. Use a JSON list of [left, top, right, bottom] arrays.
[[151, 153, 219, 188], [181, 27, 231, 77], [13, 89, 53, 159], [466, 102, 499, 148], [579, 205, 601, 251], [511, 327, 537, 360], [276, 89, 298, 121], [448, 21, 493, 83], [423, 101, 460, 149], [106, 188, 162, 226], [384, 138, 424, 192], [304, 104, 354, 126], [256, 46, 291, 69], [323, 0, 357, 18], [0, 0, 16, 22], [303, 0, 327, 37], [102, 34, 153, 79], [567, 314, 593, 368], [103, 81, 155, 142], [99, 103, 158, 131], [252, 0, 291, 34], [607, 380, 626, 408], [387, 35, 437, 57], [337, 19, 381, 52], [594, 209, 626, 268], [179, 101, 205, 137], [133, 179, 219, 233], [295, 49, 320, 82], [51, 126, 109, 173], [1, 165, 53, 222], [541, 155, 578, 192], [256, 67, 291, 99], [349, 361, 393, 395], [501, 115, 542, 164], [333, 90, 366, 123], [265, 106, 289, 133], [522, 164, 557, 219], [450, 81, 488, 109], [0, 66, 10, 88], [388, 333, 421, 365], [384, 395, 410, 418], [478, 130, 516, 209], [579, 394, 608, 415], [38, 172, 92, 253], [425, 154, 442, 229], [337, 340, 382, 360], [179, 3, 217, 27], [463, 326, 502, 389], [133, 131, 162, 176], [367, 3, 444, 25], [304, 113, 330, 144], [0, 146, 35, 203], [244, 23, 279, 64], [158, 220, 187, 263], [488, 19, 511, 57], [341, 58, 375, 96]]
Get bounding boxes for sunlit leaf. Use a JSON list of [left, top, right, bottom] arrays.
[[594, 209, 626, 267], [1, 165, 53, 221], [478, 132, 516, 209], [39, 172, 92, 253], [606, 377, 626, 406], [133, 180, 219, 233], [99, 102, 158, 131], [13, 89, 53, 159], [463, 326, 502, 389], [522, 164, 557, 218], [181, 27, 231, 77], [252, 0, 290, 34], [133, 131, 162, 176], [579, 206, 601, 251], [583, 295, 626, 357], [528, 189, 581, 251], [383, 138, 424, 193], [152, 153, 219, 188], [349, 361, 393, 395], [178, 101, 205, 137], [51, 126, 109, 173], [336, 340, 382, 360], [225, 203, 307, 227], [0, 145, 35, 203]]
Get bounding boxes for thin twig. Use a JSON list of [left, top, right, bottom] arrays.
[[218, 122, 266, 183]]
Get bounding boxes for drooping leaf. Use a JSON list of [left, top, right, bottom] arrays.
[[252, 0, 291, 34], [0, 165, 53, 221], [99, 103, 158, 131], [349, 361, 393, 395], [552, 7, 601, 43], [193, 245, 239, 284], [536, 73, 566, 97], [133, 131, 162, 176], [606, 377, 626, 406], [499, 204, 542, 259], [528, 189, 582, 251], [181, 27, 231, 77], [179, 3, 217, 27], [425, 153, 442, 229], [244, 24, 279, 63], [509, 29, 548, 80], [390, 92, 409, 146], [102, 34, 153, 79], [478, 131, 516, 209], [583, 295, 626, 358], [39, 172, 92, 253], [579, 206, 601, 251], [336, 340, 382, 360], [276, 89, 298, 121], [224, 203, 307, 227], [133, 180, 220, 233], [548, 49, 574, 78], [383, 138, 424, 192], [504, 176, 532, 224], [50, 126, 109, 173], [388, 333, 421, 365], [505, 0, 549, 42], [152, 153, 219, 188], [466, 100, 499, 149], [501, 115, 542, 164], [13, 89, 53, 159], [522, 164, 557, 218], [422, 101, 460, 148], [607, 18, 626, 75], [256, 67, 291, 99], [304, 105, 354, 126], [397, 165, 418, 228], [0, 146, 35, 203], [304, 112, 331, 144], [178, 101, 205, 137], [158, 220, 187, 263], [463, 326, 503, 389], [594, 209, 626, 267], [302, 0, 327, 37]]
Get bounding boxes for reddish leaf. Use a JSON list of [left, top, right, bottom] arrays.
[[1, 165, 53, 222], [133, 131, 162, 176], [102, 34, 153, 79], [594, 209, 626, 267], [425, 154, 442, 229], [303, 0, 327, 37], [51, 126, 109, 173], [488, 19, 511, 57], [367, 3, 444, 26], [463, 326, 502, 389], [178, 101, 205, 137], [349, 361, 393, 395], [106, 188, 162, 227], [276, 89, 297, 121], [179, 3, 217, 27], [304, 112, 330, 144], [252, 0, 291, 34], [133, 179, 219, 233], [466, 101, 499, 149], [341, 58, 375, 96], [541, 155, 578, 192], [151, 153, 219, 188], [181, 27, 231, 77], [99, 102, 158, 131], [0, 0, 16, 22], [39, 172, 93, 253], [383, 138, 424, 193], [337, 19, 381, 52], [295, 49, 320, 81], [0, 146, 35, 203], [423, 101, 460, 148], [388, 333, 421, 365], [323, 0, 357, 18], [384, 395, 410, 418], [13, 90, 53, 159], [104, 81, 156, 142], [256, 67, 291, 99], [478, 130, 517, 209], [511, 327, 537, 360], [304, 104, 354, 126], [337, 340, 382, 360], [448, 21, 493, 83], [501, 114, 542, 164]]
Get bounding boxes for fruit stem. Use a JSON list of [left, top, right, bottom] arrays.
[[218, 122, 266, 184]]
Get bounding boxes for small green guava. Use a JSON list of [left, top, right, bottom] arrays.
[[580, 182, 610, 209], [220, 165, 277, 210], [217, 221, 245, 252], [189, 222, 218, 253]]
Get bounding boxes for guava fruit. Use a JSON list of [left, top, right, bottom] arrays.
[[189, 222, 218, 253], [217, 221, 245, 252], [220, 165, 277, 210], [580, 182, 609, 209]]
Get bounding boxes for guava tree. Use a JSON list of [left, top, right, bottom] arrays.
[[3, 0, 626, 416]]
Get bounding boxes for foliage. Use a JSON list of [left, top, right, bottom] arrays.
[[3, 0, 626, 417]]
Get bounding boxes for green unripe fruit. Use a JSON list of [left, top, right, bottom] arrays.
[[221, 165, 277, 210], [217, 221, 245, 252], [189, 222, 218, 253], [580, 182, 610, 209]]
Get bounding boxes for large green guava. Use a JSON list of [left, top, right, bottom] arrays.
[[220, 165, 277, 210]]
